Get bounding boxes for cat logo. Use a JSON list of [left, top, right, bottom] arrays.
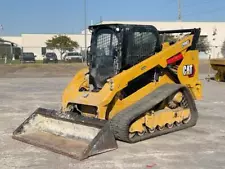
[[183, 65, 194, 76]]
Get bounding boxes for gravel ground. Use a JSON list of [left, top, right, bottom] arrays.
[[1, 74, 225, 169], [0, 63, 86, 78]]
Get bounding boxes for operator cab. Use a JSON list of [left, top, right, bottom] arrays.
[[87, 24, 161, 90]]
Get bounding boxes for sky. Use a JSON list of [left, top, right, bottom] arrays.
[[0, 0, 225, 36]]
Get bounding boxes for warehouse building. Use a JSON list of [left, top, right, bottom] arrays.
[[2, 31, 92, 60], [2, 21, 225, 60]]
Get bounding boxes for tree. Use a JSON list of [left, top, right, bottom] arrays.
[[160, 34, 210, 53], [196, 36, 210, 54], [46, 35, 79, 60], [221, 40, 225, 58], [160, 34, 177, 43]]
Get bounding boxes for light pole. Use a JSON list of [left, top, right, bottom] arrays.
[[84, 0, 87, 61], [178, 0, 182, 21], [212, 27, 217, 58]]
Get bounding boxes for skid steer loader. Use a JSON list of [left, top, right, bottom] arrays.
[[210, 58, 225, 82], [12, 23, 202, 160]]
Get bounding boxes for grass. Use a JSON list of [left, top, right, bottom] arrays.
[[0, 59, 86, 66], [0, 59, 42, 65]]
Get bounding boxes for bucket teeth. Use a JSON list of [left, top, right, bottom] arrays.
[[12, 107, 118, 160]]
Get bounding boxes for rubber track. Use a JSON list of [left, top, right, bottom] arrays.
[[110, 83, 198, 143]]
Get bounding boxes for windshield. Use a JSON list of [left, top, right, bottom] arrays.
[[67, 52, 80, 56], [23, 53, 34, 56], [46, 53, 56, 57], [23, 53, 34, 58], [95, 33, 118, 57], [89, 29, 119, 89]]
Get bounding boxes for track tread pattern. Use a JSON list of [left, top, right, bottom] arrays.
[[110, 83, 198, 143]]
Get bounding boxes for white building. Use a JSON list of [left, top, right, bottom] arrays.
[[2, 21, 225, 60], [2, 32, 91, 60]]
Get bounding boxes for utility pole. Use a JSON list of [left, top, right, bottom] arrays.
[[0, 24, 7, 64], [100, 16, 103, 23], [212, 27, 217, 58], [178, 0, 182, 21], [0, 24, 3, 41], [84, 0, 87, 61]]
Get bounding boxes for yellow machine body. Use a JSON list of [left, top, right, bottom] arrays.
[[210, 58, 225, 82], [62, 34, 202, 120], [12, 24, 202, 160]]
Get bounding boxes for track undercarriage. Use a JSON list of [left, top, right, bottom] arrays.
[[110, 84, 198, 143]]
